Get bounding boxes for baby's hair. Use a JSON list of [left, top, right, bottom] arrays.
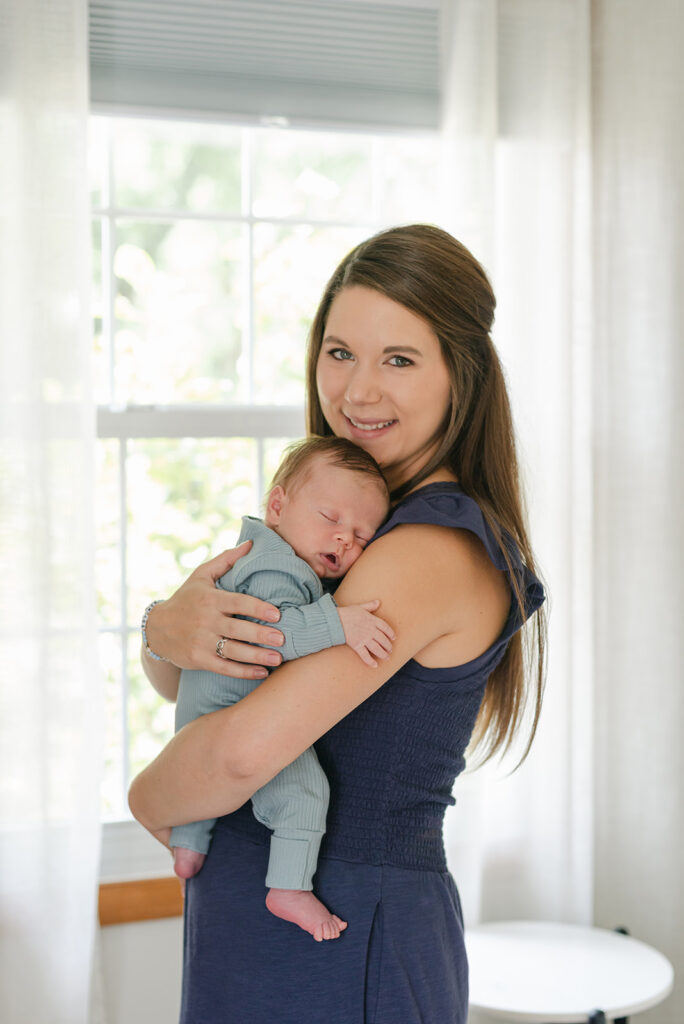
[[269, 436, 389, 502]]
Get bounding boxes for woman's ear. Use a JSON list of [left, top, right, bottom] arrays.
[[265, 485, 286, 527]]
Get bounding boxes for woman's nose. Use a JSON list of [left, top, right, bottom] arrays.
[[344, 364, 381, 404]]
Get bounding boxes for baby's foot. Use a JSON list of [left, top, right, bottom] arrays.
[[265, 888, 348, 942], [172, 846, 206, 880]]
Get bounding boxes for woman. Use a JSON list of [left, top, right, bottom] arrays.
[[130, 224, 546, 1023]]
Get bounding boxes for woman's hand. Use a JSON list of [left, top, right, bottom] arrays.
[[144, 542, 284, 680]]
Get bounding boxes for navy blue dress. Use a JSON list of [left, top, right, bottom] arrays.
[[180, 483, 545, 1024]]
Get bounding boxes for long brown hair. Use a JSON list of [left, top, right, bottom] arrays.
[[305, 224, 547, 767]]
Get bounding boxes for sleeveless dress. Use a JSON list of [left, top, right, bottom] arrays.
[[179, 482, 545, 1024]]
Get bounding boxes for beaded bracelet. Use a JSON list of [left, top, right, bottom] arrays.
[[141, 600, 170, 662]]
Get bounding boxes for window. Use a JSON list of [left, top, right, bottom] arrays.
[[91, 116, 442, 861]]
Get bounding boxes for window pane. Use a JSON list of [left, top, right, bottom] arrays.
[[252, 223, 366, 403], [262, 438, 298, 494], [252, 129, 373, 221], [100, 631, 125, 821], [112, 118, 242, 213], [126, 438, 258, 624], [95, 439, 121, 627], [128, 632, 174, 785], [114, 220, 246, 403], [379, 135, 444, 224]]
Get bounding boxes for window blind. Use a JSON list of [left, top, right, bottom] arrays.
[[89, 0, 442, 130]]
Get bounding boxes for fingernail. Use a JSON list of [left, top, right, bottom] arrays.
[[254, 668, 268, 678], [266, 652, 281, 665], [265, 608, 280, 622], [267, 631, 284, 645]]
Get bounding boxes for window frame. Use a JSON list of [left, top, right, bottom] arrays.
[[93, 112, 442, 883]]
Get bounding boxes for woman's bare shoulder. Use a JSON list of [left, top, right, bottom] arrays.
[[335, 521, 510, 663]]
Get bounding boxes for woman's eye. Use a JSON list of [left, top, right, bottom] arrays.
[[387, 354, 413, 367], [328, 347, 353, 361]]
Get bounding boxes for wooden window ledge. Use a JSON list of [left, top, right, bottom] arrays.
[[99, 877, 183, 926]]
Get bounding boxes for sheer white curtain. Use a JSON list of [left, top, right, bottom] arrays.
[[592, 3, 683, 1022], [441, 2, 683, 1021], [0, 1, 102, 1022], [442, 0, 594, 926]]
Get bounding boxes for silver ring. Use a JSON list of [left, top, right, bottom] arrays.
[[216, 637, 229, 659]]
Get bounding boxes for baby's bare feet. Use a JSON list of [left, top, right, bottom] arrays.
[[265, 888, 348, 941], [172, 846, 206, 880]]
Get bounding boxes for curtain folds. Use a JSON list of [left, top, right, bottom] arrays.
[[592, 3, 684, 1021], [442, 2, 683, 1021], [443, 0, 595, 927], [0, 1, 102, 1022]]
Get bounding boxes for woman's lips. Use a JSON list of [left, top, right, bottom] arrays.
[[344, 413, 397, 439]]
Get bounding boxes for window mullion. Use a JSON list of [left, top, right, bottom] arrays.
[[96, 405, 305, 439], [243, 128, 255, 402], [104, 120, 116, 405], [119, 436, 130, 810]]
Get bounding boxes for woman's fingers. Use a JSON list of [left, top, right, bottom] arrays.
[[214, 634, 282, 668], [143, 544, 282, 671], [211, 656, 271, 679], [214, 588, 281, 626], [185, 633, 274, 679]]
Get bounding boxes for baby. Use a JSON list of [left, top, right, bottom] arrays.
[[169, 436, 393, 941]]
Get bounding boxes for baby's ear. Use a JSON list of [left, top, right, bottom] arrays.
[[265, 484, 286, 525]]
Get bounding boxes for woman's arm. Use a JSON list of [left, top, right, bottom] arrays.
[[141, 644, 183, 702], [129, 523, 507, 832], [141, 542, 286, 700]]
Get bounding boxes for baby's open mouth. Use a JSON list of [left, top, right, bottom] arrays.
[[322, 553, 339, 570]]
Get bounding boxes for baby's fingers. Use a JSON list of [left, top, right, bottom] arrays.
[[368, 638, 391, 660], [373, 615, 395, 641], [371, 629, 393, 654], [355, 645, 378, 668]]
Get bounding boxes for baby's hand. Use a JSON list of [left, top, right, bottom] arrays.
[[337, 600, 395, 667]]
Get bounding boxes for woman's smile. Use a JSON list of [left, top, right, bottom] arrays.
[[316, 285, 453, 491], [344, 414, 398, 437]]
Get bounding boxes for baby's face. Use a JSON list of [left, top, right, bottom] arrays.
[[267, 459, 388, 579]]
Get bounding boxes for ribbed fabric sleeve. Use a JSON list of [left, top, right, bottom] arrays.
[[217, 517, 346, 660]]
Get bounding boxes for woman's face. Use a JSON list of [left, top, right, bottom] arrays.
[[315, 286, 452, 491]]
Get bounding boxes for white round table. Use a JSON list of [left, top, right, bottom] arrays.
[[465, 921, 674, 1023]]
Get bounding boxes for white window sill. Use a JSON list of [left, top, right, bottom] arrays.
[[100, 819, 174, 882]]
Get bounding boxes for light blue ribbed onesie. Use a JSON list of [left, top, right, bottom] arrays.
[[170, 515, 346, 890]]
